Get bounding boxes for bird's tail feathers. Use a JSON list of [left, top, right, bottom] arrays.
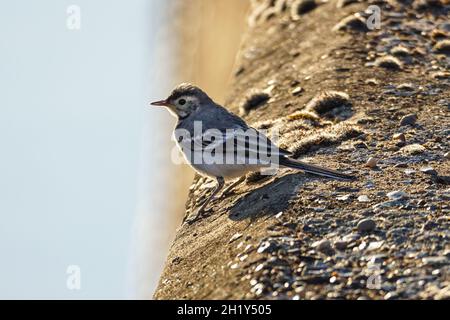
[[279, 157, 356, 181]]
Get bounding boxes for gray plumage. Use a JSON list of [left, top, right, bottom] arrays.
[[151, 83, 356, 223]]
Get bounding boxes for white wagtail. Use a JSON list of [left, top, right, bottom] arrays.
[[151, 83, 355, 222]]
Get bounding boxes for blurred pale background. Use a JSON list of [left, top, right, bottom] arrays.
[[0, 0, 247, 299]]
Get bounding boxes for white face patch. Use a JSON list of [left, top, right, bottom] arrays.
[[177, 108, 189, 118], [174, 95, 199, 118]]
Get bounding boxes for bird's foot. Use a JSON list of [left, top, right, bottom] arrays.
[[217, 189, 236, 200], [185, 214, 200, 225], [218, 177, 245, 199], [184, 207, 212, 225]]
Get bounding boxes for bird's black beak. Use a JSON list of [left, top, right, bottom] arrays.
[[150, 99, 168, 106]]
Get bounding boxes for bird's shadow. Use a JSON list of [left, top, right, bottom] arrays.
[[228, 173, 306, 221]]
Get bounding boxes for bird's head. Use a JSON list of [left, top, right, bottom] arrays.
[[150, 83, 212, 119]]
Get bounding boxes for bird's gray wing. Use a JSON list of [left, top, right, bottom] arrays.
[[175, 104, 291, 162], [178, 128, 289, 165]]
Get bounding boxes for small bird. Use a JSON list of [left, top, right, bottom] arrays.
[[151, 83, 355, 222]]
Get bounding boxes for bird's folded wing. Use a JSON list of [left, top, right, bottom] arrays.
[[178, 128, 290, 165]]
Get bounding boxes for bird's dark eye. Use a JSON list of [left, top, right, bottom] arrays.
[[178, 99, 186, 105]]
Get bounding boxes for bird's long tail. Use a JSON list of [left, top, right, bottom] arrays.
[[279, 157, 356, 181]]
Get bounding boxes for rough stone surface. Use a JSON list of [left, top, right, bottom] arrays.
[[154, 0, 450, 300]]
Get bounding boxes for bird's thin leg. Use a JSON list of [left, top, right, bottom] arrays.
[[187, 177, 225, 224], [219, 176, 246, 198]]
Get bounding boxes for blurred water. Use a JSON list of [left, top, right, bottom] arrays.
[[0, 0, 174, 299]]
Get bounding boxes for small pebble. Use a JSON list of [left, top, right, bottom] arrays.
[[422, 256, 448, 266], [289, 50, 300, 58], [399, 114, 417, 126], [365, 157, 378, 168], [337, 194, 352, 201], [292, 86, 303, 96], [420, 166, 437, 176], [312, 239, 333, 253], [402, 144, 426, 155], [342, 233, 360, 243], [384, 292, 398, 300], [239, 254, 248, 262], [393, 133, 406, 142], [366, 240, 384, 251], [404, 169, 416, 175], [254, 263, 264, 272], [257, 241, 277, 254], [357, 218, 376, 233], [229, 233, 243, 243], [387, 190, 409, 200], [358, 195, 370, 202], [433, 39, 450, 54], [334, 240, 347, 250]]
